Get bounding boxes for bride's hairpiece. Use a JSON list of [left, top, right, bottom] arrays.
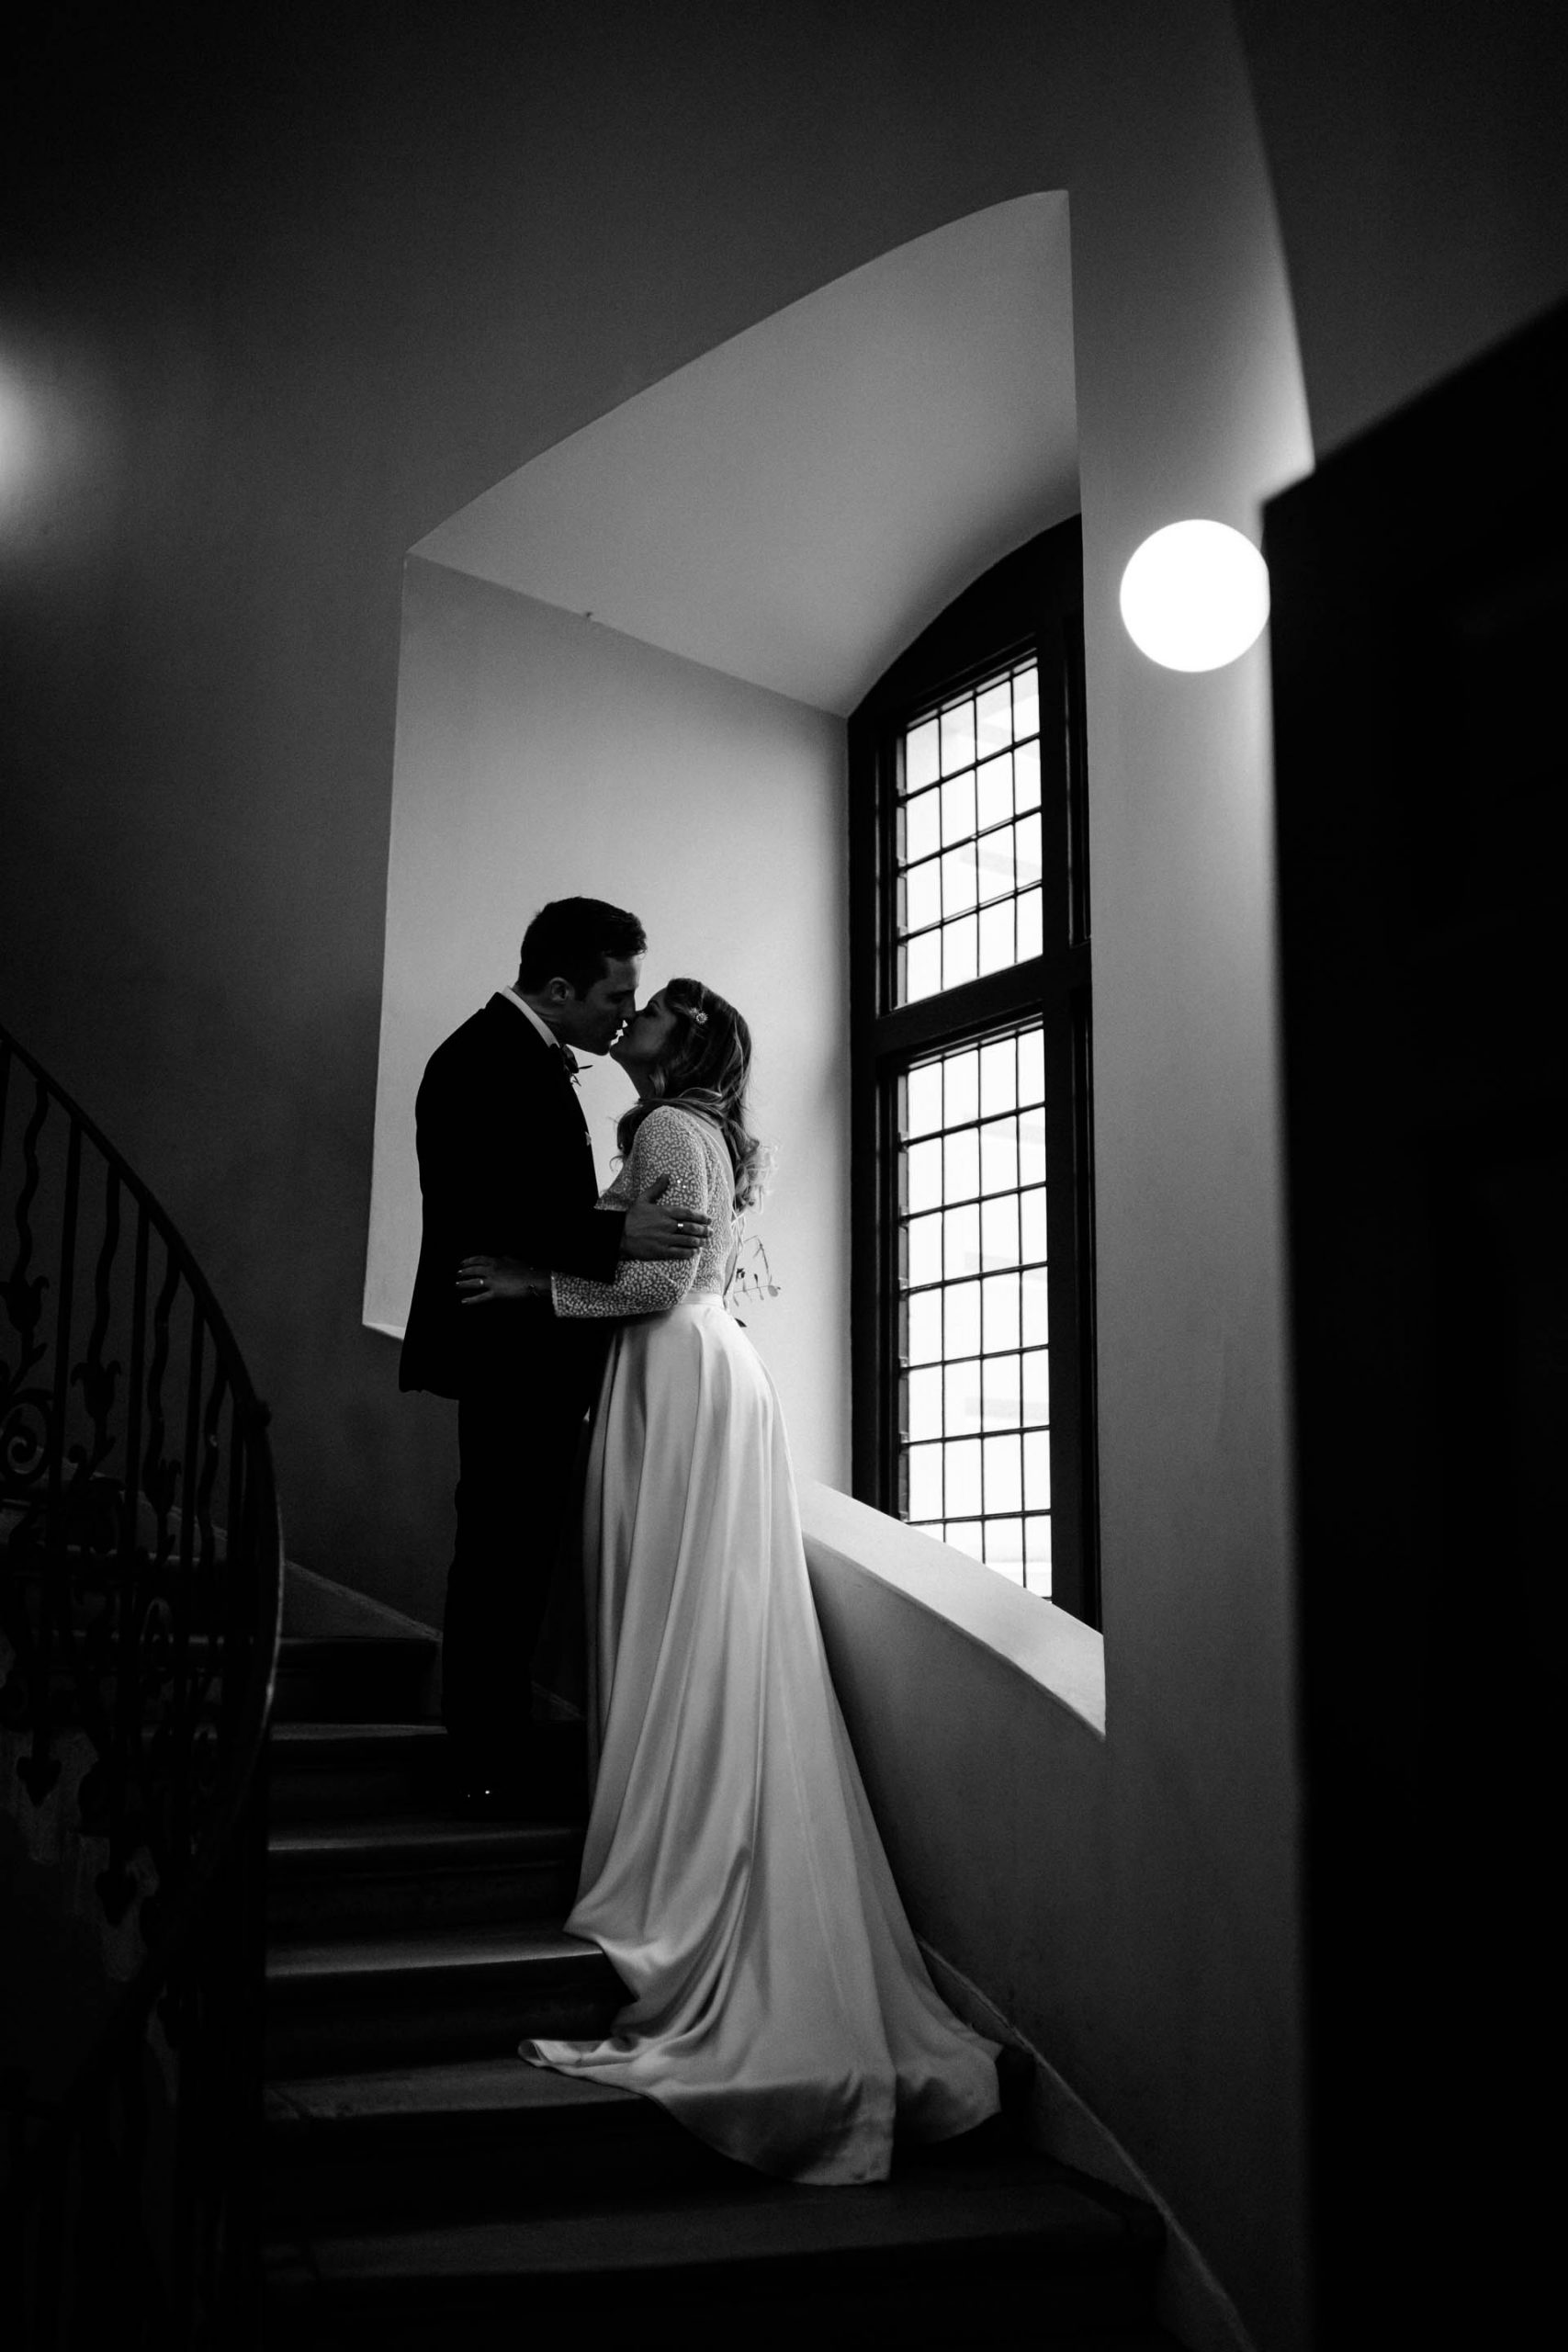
[[676, 999, 707, 1027]]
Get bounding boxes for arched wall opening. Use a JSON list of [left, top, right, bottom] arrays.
[[365, 195, 1080, 1483]]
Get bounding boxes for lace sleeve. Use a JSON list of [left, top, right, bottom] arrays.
[[550, 1108, 714, 1319]]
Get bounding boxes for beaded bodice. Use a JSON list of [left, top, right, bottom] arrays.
[[550, 1103, 738, 1319]]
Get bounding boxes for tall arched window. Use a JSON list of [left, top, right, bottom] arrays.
[[848, 518, 1100, 1625]]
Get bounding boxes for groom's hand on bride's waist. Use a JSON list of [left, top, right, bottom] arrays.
[[623, 1174, 711, 1262]]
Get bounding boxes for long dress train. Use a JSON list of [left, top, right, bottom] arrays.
[[521, 1103, 999, 2186]]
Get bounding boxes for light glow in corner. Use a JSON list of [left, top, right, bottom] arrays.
[[1119, 520, 1270, 673], [0, 357, 49, 527]]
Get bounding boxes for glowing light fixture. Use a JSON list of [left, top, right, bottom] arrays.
[[1119, 519, 1270, 673]]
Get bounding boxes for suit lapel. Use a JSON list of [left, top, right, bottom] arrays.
[[485, 996, 593, 1149]]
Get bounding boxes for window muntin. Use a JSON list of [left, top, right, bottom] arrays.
[[899, 1021, 1053, 1593], [896, 660, 1043, 1003]]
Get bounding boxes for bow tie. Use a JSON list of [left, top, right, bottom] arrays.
[[558, 1046, 581, 1083]]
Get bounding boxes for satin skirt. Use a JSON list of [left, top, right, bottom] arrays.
[[522, 1295, 1000, 2186]]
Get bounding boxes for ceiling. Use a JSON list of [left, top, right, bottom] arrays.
[[414, 193, 1079, 717]]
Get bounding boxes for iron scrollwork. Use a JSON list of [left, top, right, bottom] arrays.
[[0, 1023, 283, 2347]]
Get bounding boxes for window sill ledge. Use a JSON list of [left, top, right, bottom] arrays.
[[798, 1480, 1106, 1739]]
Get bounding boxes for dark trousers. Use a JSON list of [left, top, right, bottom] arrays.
[[442, 1382, 591, 1781]]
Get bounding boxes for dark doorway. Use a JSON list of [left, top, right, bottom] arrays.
[[1269, 300, 1566, 2345]]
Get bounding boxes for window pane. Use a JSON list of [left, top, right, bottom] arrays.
[[942, 1127, 979, 1203], [907, 717, 940, 792], [1013, 663, 1039, 739], [943, 1048, 978, 1130], [942, 1203, 980, 1280], [942, 914, 978, 989], [984, 1434, 1022, 1513], [945, 1437, 982, 1517], [941, 842, 979, 917], [941, 769, 976, 845], [981, 1272, 1020, 1352], [906, 1365, 942, 1442], [1014, 737, 1041, 812], [1014, 811, 1043, 888], [908, 1442, 942, 1519], [945, 1279, 981, 1358], [976, 679, 1011, 756], [1024, 1515, 1052, 1596], [944, 1359, 984, 1437], [979, 1115, 1018, 1195], [906, 1136, 942, 1213], [941, 698, 976, 775], [1018, 1027, 1045, 1105], [979, 1035, 1017, 1116], [903, 857, 942, 933], [906, 1211, 942, 1288], [980, 1193, 1020, 1269], [905, 1061, 942, 1137], [908, 1289, 942, 1364], [905, 785, 941, 863], [1021, 1348, 1050, 1423], [980, 1353, 1021, 1431], [976, 825, 1014, 902], [1023, 1428, 1051, 1507], [1021, 1186, 1048, 1264], [946, 1521, 986, 1562], [1018, 1109, 1047, 1189], [1016, 888, 1043, 962], [977, 899, 1013, 976], [976, 750, 1012, 831], [1021, 1264, 1049, 1346], [905, 930, 942, 1002]]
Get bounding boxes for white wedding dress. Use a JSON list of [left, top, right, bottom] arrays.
[[521, 1102, 999, 2185]]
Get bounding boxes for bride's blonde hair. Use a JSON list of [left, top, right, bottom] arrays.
[[616, 978, 765, 1209]]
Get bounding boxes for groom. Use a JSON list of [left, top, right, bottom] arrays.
[[400, 897, 709, 1810]]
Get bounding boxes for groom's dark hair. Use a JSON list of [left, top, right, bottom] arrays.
[[518, 898, 646, 995]]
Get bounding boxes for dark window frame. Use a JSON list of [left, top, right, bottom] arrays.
[[848, 516, 1100, 1626]]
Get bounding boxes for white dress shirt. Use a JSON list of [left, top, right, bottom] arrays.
[[499, 985, 563, 1054]]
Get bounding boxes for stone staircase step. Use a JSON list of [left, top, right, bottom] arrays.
[[268, 1723, 451, 1818], [264, 2057, 750, 2223], [257, 1623, 1178, 2350], [263, 2150, 1167, 2344], [272, 1634, 440, 1725], [265, 1923, 624, 2075], [267, 1718, 587, 1823], [266, 1815, 584, 1935]]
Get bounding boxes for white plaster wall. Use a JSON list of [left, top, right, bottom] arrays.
[[367, 557, 849, 1484]]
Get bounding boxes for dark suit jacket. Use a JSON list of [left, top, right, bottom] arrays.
[[399, 996, 626, 1402]]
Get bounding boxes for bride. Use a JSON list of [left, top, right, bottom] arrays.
[[457, 978, 999, 2187]]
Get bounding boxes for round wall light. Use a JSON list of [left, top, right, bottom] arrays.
[[1118, 519, 1270, 673]]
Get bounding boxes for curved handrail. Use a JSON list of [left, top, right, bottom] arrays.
[[0, 1021, 285, 2346]]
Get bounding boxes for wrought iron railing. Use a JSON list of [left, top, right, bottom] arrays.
[[0, 1021, 284, 2348]]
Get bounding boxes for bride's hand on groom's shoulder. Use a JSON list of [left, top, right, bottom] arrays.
[[456, 1254, 548, 1306]]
